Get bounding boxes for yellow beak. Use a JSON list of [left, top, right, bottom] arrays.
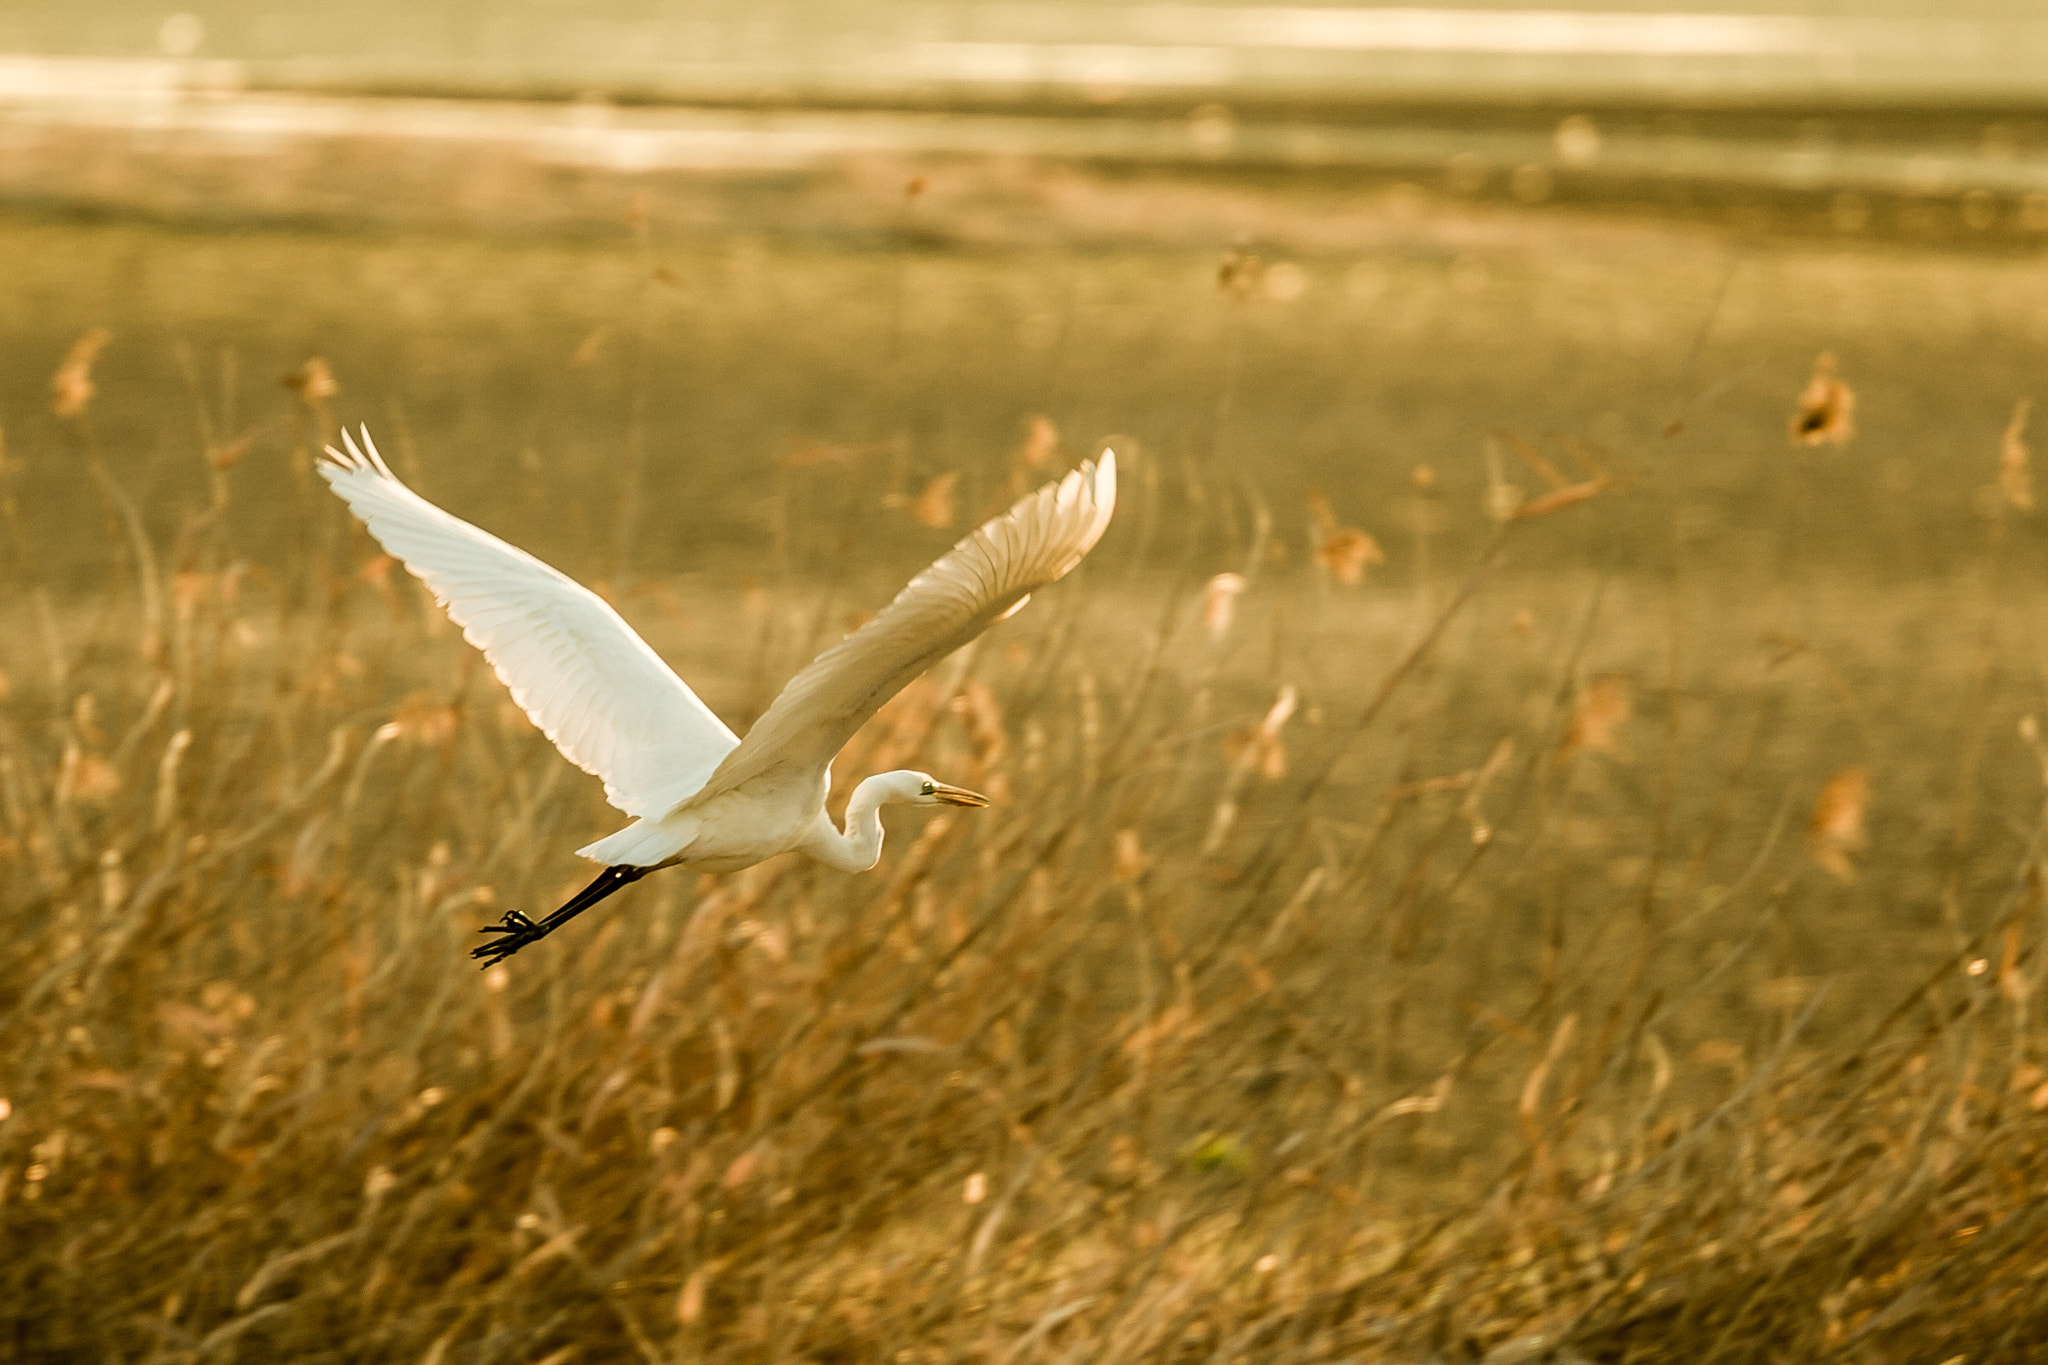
[[931, 782, 991, 808]]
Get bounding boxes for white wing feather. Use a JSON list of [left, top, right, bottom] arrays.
[[697, 452, 1116, 801], [318, 427, 738, 818]]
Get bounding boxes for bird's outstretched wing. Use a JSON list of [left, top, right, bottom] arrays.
[[698, 452, 1116, 801], [318, 427, 738, 818]]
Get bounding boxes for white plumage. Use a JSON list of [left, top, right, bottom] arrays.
[[318, 428, 1115, 964]]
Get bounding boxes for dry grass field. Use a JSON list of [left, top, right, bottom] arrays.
[[3, 202, 2048, 1362]]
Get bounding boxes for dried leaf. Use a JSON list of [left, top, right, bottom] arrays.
[[721, 1146, 761, 1190], [208, 430, 258, 471], [1810, 765, 1869, 881], [1016, 415, 1059, 471], [1998, 922, 2030, 1005], [57, 741, 121, 804], [1201, 572, 1247, 640], [171, 571, 213, 622], [357, 554, 399, 599], [157, 1000, 229, 1044], [1112, 830, 1153, 884], [1258, 686, 1299, 739], [1218, 245, 1262, 299], [51, 328, 112, 418], [890, 471, 958, 529], [570, 328, 608, 368], [1791, 352, 1855, 446], [282, 357, 339, 407], [1224, 727, 1291, 781], [1485, 480, 1524, 523], [1561, 675, 1631, 757], [1306, 496, 1383, 585], [1224, 685, 1298, 781], [69, 754, 121, 804], [676, 1261, 719, 1325], [1125, 1003, 1200, 1059], [390, 692, 458, 747]]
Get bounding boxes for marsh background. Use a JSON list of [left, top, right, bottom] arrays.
[[4, 4, 2048, 1362]]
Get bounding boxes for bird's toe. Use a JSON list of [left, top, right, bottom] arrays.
[[478, 911, 535, 938], [471, 935, 527, 966]]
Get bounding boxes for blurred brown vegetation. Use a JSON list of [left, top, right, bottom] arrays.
[[3, 204, 2048, 1362]]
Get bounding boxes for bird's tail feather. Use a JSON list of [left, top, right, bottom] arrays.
[[577, 814, 692, 866]]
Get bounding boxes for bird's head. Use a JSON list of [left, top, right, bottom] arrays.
[[886, 771, 991, 809]]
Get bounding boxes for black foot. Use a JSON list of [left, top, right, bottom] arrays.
[[468, 865, 652, 969], [473, 910, 544, 966]]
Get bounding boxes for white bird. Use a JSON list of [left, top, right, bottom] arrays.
[[318, 427, 1115, 965]]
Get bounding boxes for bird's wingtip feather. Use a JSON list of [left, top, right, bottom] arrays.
[[357, 425, 399, 480], [318, 425, 401, 485]]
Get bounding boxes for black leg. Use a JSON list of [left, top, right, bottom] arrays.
[[473, 865, 650, 967]]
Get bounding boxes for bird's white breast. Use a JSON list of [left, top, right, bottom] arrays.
[[672, 773, 827, 873]]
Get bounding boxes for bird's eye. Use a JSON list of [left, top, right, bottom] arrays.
[[921, 781, 935, 795]]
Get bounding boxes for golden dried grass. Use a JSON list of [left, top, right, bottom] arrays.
[[3, 281, 2047, 1365]]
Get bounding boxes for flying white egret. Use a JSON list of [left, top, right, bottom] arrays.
[[318, 428, 1115, 965]]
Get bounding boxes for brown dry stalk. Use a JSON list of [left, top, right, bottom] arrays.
[[1998, 398, 2033, 512]]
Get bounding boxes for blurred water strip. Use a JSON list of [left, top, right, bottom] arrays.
[[4, 7, 2048, 110], [4, 52, 2048, 207]]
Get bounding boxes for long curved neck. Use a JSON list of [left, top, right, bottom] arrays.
[[805, 775, 894, 872]]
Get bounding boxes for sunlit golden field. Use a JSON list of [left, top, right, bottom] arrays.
[[5, 205, 2048, 1362]]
